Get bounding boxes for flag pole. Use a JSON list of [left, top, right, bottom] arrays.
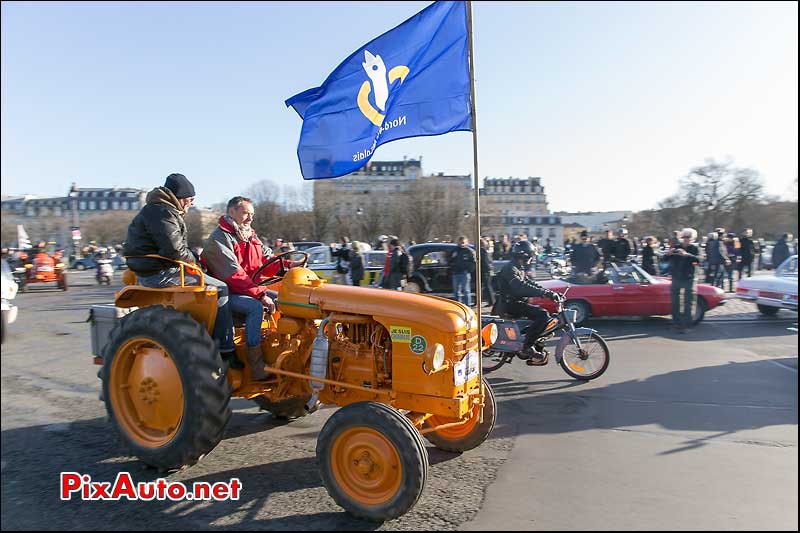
[[466, 0, 484, 393]]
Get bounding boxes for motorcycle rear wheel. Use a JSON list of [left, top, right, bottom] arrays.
[[481, 350, 509, 373]]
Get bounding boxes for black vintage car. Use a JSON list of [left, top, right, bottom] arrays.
[[405, 243, 505, 297]]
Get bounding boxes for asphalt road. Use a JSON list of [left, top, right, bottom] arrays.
[[1, 270, 797, 530]]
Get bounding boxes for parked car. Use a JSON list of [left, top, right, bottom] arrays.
[[736, 255, 798, 315], [527, 263, 727, 325], [304, 245, 387, 286], [405, 243, 507, 297], [291, 241, 325, 252]]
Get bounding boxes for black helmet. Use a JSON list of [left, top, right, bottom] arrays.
[[617, 228, 628, 237], [511, 240, 536, 261]]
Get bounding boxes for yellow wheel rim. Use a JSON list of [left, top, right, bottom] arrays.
[[331, 427, 403, 506], [109, 338, 184, 448], [428, 403, 481, 440]]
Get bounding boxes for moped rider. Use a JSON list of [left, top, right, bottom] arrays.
[[494, 240, 564, 364]]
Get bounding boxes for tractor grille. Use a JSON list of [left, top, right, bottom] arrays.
[[453, 332, 479, 358]]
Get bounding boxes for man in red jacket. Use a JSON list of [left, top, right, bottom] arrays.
[[202, 196, 278, 381]]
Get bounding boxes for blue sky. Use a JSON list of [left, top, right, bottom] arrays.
[[2, 1, 797, 212]]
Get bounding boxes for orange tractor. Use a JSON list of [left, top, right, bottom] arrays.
[[92, 253, 498, 520], [19, 246, 67, 292]]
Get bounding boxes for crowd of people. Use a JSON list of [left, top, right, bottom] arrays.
[[563, 227, 796, 292]]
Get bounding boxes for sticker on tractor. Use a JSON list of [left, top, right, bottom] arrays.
[[390, 326, 412, 343], [409, 335, 427, 354], [454, 358, 466, 386]]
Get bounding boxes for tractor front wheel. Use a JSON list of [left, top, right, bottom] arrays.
[[100, 306, 231, 470], [422, 378, 496, 452], [317, 402, 428, 521]]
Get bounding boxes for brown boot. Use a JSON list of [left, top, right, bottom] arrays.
[[246, 345, 274, 381]]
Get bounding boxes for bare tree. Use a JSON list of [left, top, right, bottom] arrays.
[[81, 212, 136, 245]]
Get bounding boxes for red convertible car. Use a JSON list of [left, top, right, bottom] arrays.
[[527, 264, 727, 325]]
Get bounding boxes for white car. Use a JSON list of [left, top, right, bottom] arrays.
[[1, 259, 20, 343], [736, 255, 798, 315]]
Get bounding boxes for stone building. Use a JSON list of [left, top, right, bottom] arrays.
[[479, 177, 562, 244], [1, 184, 146, 248]]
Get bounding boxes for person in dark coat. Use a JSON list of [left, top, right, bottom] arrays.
[[612, 228, 633, 263], [640, 236, 659, 276], [381, 238, 410, 290], [737, 228, 756, 279], [479, 237, 495, 307], [495, 240, 563, 362], [665, 228, 701, 333], [349, 241, 365, 286], [570, 230, 601, 274], [123, 173, 236, 357], [449, 236, 477, 306], [597, 230, 615, 266], [771, 233, 793, 269]]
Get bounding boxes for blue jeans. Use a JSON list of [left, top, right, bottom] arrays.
[[229, 294, 264, 347], [137, 267, 235, 352], [452, 272, 471, 306]]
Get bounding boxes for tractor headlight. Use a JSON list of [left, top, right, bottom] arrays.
[[423, 343, 447, 374], [431, 343, 445, 371], [481, 322, 498, 348]]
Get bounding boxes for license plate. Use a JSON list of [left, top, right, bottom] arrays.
[[454, 350, 479, 386]]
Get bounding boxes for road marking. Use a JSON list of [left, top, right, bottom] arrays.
[[761, 358, 798, 374]]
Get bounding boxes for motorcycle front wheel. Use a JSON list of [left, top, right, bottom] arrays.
[[481, 350, 510, 373], [559, 332, 610, 381]]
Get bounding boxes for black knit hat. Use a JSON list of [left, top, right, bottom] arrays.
[[164, 173, 196, 199]]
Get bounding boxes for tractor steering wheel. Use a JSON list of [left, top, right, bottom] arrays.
[[251, 250, 309, 286]]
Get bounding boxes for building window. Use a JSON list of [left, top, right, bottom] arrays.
[[130, 201, 138, 210], [26, 207, 35, 216], [89, 201, 96, 210], [112, 201, 119, 210], [100, 201, 107, 210], [79, 201, 87, 210], [535, 228, 543, 237], [549, 228, 556, 238], [54, 207, 62, 217]]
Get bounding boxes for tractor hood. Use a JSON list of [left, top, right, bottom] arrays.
[[277, 267, 475, 333]]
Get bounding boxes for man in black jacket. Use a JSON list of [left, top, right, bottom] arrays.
[[612, 228, 633, 264], [449, 236, 476, 306], [665, 228, 701, 333], [597, 230, 615, 266], [737, 228, 756, 279], [123, 173, 236, 357], [570, 230, 600, 274], [495, 240, 563, 362]]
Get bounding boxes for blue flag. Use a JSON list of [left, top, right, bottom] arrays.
[[285, 1, 472, 180]]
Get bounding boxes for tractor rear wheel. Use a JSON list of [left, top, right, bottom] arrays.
[[100, 306, 231, 470], [422, 378, 496, 452], [317, 402, 428, 521]]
